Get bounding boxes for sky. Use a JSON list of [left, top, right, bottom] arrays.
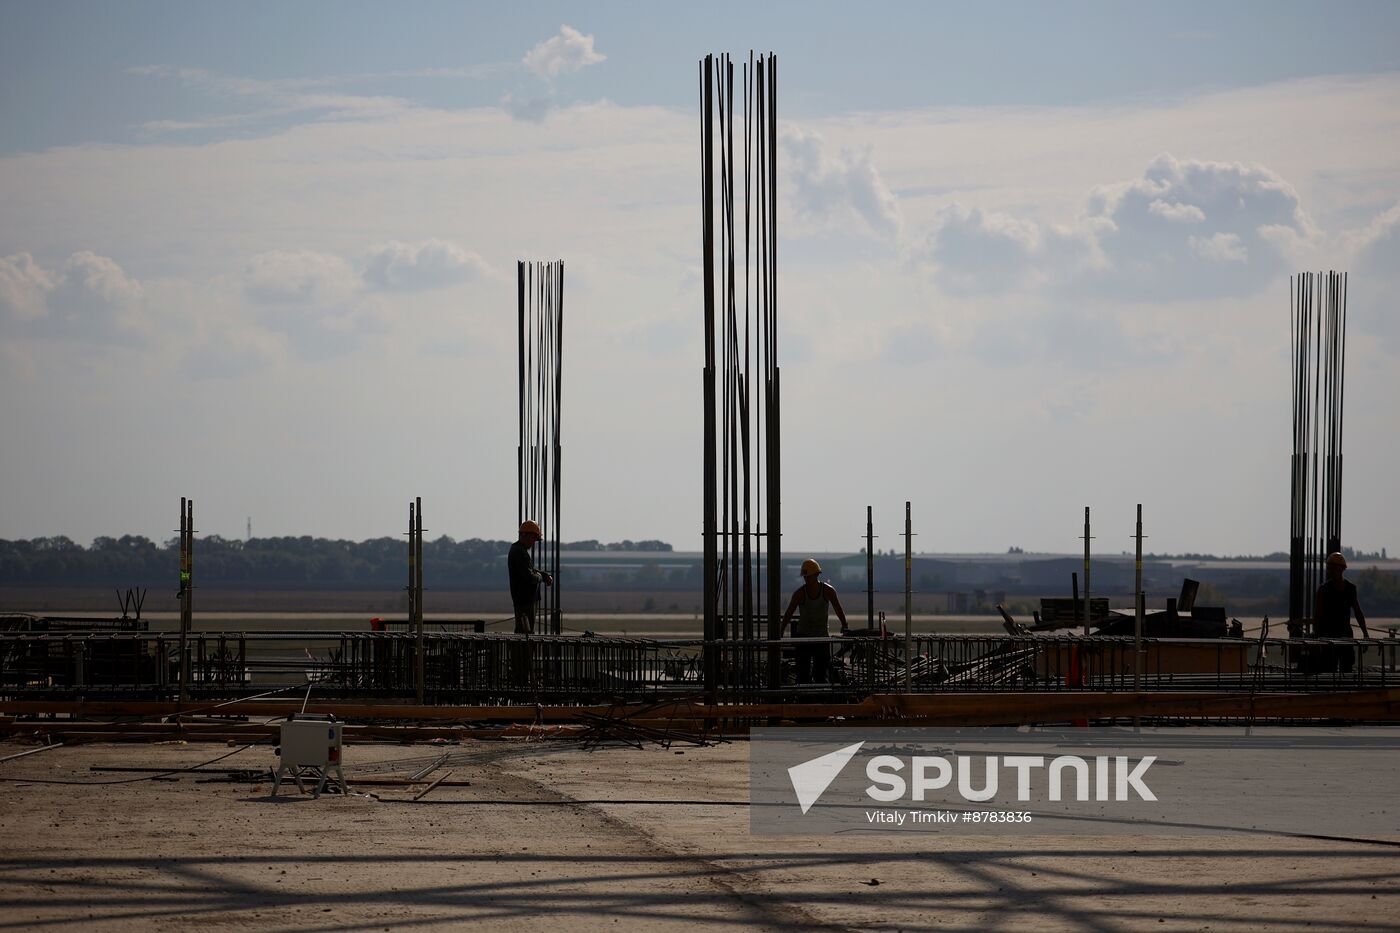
[[2, 1, 1399, 557]]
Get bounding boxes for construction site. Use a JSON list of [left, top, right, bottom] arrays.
[[3, 48, 1398, 933]]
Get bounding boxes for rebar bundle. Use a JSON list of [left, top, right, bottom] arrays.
[[700, 52, 780, 695], [1288, 271, 1347, 623], [518, 260, 563, 634]]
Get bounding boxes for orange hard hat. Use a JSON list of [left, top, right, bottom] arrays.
[[520, 519, 543, 538]]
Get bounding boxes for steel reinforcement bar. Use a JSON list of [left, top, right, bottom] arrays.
[[2, 631, 1398, 704]]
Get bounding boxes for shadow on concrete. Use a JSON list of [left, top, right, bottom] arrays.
[[1, 846, 1396, 932]]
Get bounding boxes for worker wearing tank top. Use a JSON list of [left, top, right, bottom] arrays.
[[1312, 551, 1369, 674], [796, 586, 832, 636], [782, 559, 849, 683]]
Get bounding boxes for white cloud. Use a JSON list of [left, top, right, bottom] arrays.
[[500, 92, 554, 124], [1353, 202, 1400, 270], [522, 25, 606, 81], [0, 251, 145, 339], [916, 204, 1043, 294], [243, 250, 359, 305], [363, 239, 490, 291], [913, 154, 1313, 299], [58, 251, 144, 309], [782, 125, 902, 239], [1189, 231, 1248, 262], [1148, 199, 1206, 223], [0, 252, 55, 321], [1080, 153, 1316, 297], [1347, 202, 1400, 339]]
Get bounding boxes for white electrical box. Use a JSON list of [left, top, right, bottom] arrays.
[[279, 717, 342, 767], [273, 713, 347, 796]]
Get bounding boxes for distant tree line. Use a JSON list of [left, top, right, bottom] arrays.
[[2, 535, 1395, 614], [1144, 546, 1388, 561], [0, 535, 672, 590], [1357, 568, 1400, 616]]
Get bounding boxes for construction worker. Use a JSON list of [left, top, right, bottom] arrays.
[[781, 559, 848, 683], [1313, 551, 1369, 673], [509, 519, 553, 635], [509, 520, 552, 686]]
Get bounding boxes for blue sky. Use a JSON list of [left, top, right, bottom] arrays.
[[2, 2, 1399, 558], [7, 1, 1400, 153]]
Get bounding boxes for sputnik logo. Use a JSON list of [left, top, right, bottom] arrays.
[[787, 741, 865, 814]]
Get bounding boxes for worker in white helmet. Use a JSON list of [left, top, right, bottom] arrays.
[[781, 558, 848, 683], [1313, 551, 1368, 673]]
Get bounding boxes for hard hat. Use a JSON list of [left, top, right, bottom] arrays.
[[519, 519, 543, 538], [1326, 552, 1347, 568], [800, 558, 822, 578]]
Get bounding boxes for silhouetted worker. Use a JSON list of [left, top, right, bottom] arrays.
[[509, 520, 552, 685], [781, 559, 848, 683], [1314, 551, 1369, 673], [509, 520, 553, 633]]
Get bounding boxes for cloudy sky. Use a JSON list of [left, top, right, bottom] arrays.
[[2, 1, 1399, 557]]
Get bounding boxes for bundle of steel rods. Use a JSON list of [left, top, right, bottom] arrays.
[[518, 260, 564, 634], [700, 52, 780, 697], [1288, 270, 1347, 624]]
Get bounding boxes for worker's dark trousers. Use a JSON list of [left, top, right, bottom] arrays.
[[794, 636, 829, 683], [1327, 641, 1356, 674], [1312, 628, 1356, 674], [511, 603, 536, 686]]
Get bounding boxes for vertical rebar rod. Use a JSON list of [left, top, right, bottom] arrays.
[[741, 55, 754, 653], [1288, 270, 1349, 624], [554, 261, 564, 634], [1332, 273, 1344, 560], [415, 496, 424, 704], [177, 497, 190, 705], [185, 499, 193, 652], [517, 260, 564, 636], [408, 500, 417, 699], [904, 500, 912, 693], [866, 506, 875, 629], [700, 55, 718, 700], [1083, 507, 1092, 636], [700, 51, 779, 697], [1134, 503, 1143, 692], [517, 260, 525, 538], [765, 55, 781, 692], [407, 501, 416, 626]]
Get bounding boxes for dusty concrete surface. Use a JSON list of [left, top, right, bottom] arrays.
[[0, 737, 1396, 932]]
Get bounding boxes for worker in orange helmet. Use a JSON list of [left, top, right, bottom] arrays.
[[781, 558, 848, 683], [509, 519, 553, 636], [1313, 551, 1369, 673], [508, 520, 553, 687]]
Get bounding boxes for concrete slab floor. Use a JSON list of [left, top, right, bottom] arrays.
[[0, 738, 1395, 932]]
